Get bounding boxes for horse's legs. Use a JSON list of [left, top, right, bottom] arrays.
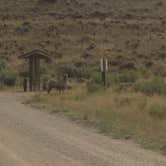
[[58, 89, 63, 95]]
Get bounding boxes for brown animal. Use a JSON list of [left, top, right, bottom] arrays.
[[47, 75, 71, 94]]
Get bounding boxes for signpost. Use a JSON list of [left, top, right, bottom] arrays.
[[100, 58, 108, 87], [19, 50, 51, 92]]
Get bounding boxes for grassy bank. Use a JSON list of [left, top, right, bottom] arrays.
[[27, 83, 166, 155]]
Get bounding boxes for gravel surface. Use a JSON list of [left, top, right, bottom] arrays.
[[0, 92, 165, 166]]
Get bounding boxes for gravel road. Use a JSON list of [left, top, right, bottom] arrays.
[[0, 92, 165, 166]]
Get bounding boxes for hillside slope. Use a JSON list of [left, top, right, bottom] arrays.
[[0, 0, 165, 76]]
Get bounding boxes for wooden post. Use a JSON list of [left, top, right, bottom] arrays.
[[33, 55, 37, 91], [36, 57, 40, 91], [100, 58, 108, 87], [23, 78, 28, 92], [102, 71, 106, 87], [29, 55, 41, 91]]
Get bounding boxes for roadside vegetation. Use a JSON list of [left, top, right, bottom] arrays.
[[27, 71, 166, 155], [0, 58, 18, 89]]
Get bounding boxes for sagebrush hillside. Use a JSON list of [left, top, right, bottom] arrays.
[[0, 0, 165, 155], [0, 0, 166, 77]]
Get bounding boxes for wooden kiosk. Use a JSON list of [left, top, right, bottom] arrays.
[[19, 50, 51, 91]]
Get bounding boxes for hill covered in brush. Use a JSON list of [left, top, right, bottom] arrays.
[[0, 0, 165, 80]]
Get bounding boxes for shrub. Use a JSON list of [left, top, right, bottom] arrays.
[[0, 59, 6, 72], [0, 58, 17, 86], [86, 72, 112, 92], [43, 0, 57, 3], [86, 70, 140, 93], [0, 70, 17, 86], [120, 70, 138, 82], [107, 70, 139, 91], [135, 78, 166, 95], [109, 70, 138, 85], [59, 64, 90, 79], [3, 72, 17, 86], [40, 63, 53, 81], [148, 104, 166, 119], [151, 62, 166, 77], [89, 72, 103, 84], [86, 72, 103, 93]]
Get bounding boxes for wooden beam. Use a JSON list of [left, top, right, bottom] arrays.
[[28, 55, 42, 91], [36, 57, 40, 91], [33, 55, 37, 91]]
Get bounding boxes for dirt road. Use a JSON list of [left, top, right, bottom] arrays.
[[0, 92, 165, 166]]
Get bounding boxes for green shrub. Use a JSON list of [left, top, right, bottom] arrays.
[[86, 72, 103, 93], [3, 72, 17, 86], [0, 70, 17, 86], [86, 71, 117, 92], [89, 72, 102, 84], [40, 63, 53, 81], [135, 78, 166, 95], [0, 58, 17, 86], [86, 70, 139, 93], [148, 104, 166, 119], [107, 70, 139, 91]]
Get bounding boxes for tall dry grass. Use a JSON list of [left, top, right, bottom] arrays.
[[28, 83, 166, 155]]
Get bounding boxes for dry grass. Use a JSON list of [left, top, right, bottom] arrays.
[[27, 83, 166, 155]]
